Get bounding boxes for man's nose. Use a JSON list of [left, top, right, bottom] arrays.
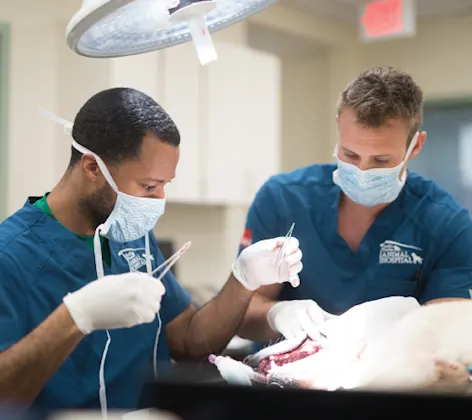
[[152, 186, 166, 199], [357, 160, 376, 171]]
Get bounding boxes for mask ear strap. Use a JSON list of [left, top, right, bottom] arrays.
[[399, 131, 420, 182], [333, 145, 338, 159], [404, 132, 419, 161], [71, 140, 119, 194], [39, 106, 120, 194]]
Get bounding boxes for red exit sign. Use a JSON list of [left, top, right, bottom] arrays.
[[359, 0, 416, 42]]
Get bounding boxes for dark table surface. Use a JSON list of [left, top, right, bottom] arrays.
[[144, 381, 472, 420]]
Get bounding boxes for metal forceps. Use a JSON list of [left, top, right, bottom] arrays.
[[272, 223, 295, 267], [151, 241, 192, 280]]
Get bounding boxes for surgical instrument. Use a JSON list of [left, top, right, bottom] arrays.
[[272, 223, 295, 266], [152, 241, 192, 279]]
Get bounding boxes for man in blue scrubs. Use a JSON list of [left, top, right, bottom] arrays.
[[0, 88, 303, 410], [237, 66, 472, 348]]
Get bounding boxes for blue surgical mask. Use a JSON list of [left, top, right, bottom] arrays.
[[72, 140, 165, 279], [38, 107, 165, 277], [332, 133, 419, 207], [72, 140, 166, 244]]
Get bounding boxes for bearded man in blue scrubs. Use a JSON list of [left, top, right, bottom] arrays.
[[237, 66, 472, 349], [0, 88, 303, 410]]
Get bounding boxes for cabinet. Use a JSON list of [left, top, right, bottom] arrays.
[[110, 52, 163, 99], [161, 42, 202, 203], [110, 48, 202, 203], [110, 41, 281, 206], [203, 41, 281, 205]]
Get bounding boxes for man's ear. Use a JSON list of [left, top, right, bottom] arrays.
[[409, 131, 427, 160], [81, 154, 101, 182]]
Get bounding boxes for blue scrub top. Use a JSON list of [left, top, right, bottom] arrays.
[[0, 199, 192, 410], [240, 164, 472, 348]]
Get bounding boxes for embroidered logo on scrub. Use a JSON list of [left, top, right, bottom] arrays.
[[117, 247, 155, 272], [379, 240, 423, 265]]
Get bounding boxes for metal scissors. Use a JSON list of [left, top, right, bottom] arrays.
[[272, 223, 295, 267], [151, 241, 192, 280]]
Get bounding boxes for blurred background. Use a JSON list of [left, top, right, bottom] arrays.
[[1, 0, 472, 308]]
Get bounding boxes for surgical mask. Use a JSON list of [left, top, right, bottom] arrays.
[[71, 140, 166, 279], [40, 106, 165, 274], [332, 133, 419, 207]]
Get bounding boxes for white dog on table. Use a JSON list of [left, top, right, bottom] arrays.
[[211, 296, 472, 393]]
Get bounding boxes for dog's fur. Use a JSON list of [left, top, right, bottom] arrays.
[[269, 298, 472, 393], [344, 300, 472, 393]]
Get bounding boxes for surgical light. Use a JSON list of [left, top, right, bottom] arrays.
[[66, 0, 278, 65]]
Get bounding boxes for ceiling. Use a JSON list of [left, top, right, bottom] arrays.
[[248, 0, 472, 58], [280, 0, 472, 26], [247, 23, 327, 58]]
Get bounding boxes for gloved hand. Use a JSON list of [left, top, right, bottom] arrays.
[[63, 272, 166, 335], [211, 355, 256, 386], [267, 300, 326, 340], [232, 237, 303, 291]]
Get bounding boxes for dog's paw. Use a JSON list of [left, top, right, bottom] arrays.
[[427, 360, 470, 392]]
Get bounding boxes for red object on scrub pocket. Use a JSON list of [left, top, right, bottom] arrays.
[[240, 228, 253, 249]]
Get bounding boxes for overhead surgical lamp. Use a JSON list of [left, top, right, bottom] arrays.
[[66, 0, 278, 66]]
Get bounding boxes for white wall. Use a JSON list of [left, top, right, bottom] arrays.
[[2, 1, 78, 214], [277, 12, 472, 167], [2, 3, 472, 306], [281, 55, 331, 172], [7, 22, 60, 214], [358, 14, 472, 99], [1, 5, 256, 306]]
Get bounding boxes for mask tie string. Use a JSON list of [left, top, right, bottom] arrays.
[[40, 106, 112, 420], [38, 106, 120, 193], [38, 107, 73, 135], [145, 233, 153, 275], [94, 225, 111, 420]]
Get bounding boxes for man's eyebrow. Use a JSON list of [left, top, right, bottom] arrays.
[[341, 147, 393, 159], [372, 154, 394, 159], [143, 175, 176, 182], [341, 146, 357, 155]]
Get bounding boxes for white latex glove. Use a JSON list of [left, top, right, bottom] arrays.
[[213, 355, 255, 386], [267, 300, 326, 340], [122, 409, 181, 420], [50, 409, 180, 420], [63, 272, 166, 335], [232, 237, 303, 291]]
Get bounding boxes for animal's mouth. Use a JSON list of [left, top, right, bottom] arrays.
[[244, 337, 324, 376], [241, 333, 369, 390]]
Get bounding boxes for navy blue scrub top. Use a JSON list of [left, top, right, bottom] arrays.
[[0, 198, 192, 410], [239, 163, 472, 325]]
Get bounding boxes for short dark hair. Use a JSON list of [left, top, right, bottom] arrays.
[[337, 66, 424, 143], [69, 87, 180, 168]]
